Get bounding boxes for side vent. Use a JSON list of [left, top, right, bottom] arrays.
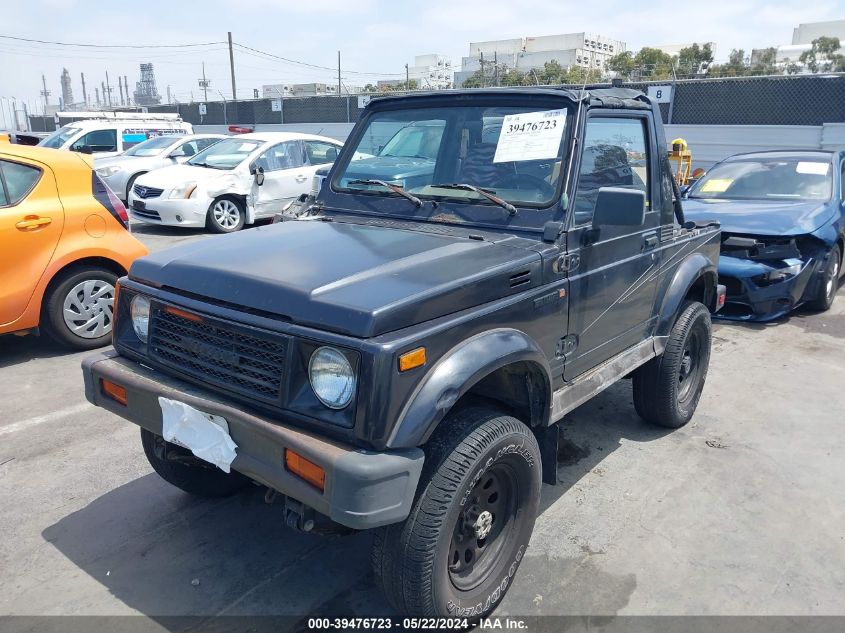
[[509, 269, 532, 289]]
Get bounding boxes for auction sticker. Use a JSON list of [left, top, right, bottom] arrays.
[[493, 109, 566, 163]]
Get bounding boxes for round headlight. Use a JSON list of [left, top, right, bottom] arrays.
[[130, 295, 151, 343], [308, 347, 356, 409]]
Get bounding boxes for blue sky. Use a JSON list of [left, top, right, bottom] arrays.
[[1, 0, 842, 112]]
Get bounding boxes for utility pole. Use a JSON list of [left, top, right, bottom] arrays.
[[337, 50, 342, 97], [95, 87, 100, 107], [227, 31, 236, 100], [80, 72, 88, 106], [479, 52, 485, 88], [405, 63, 409, 90], [124, 75, 130, 105], [198, 62, 210, 102], [167, 85, 172, 105], [117, 77, 124, 106], [40, 74, 51, 110]]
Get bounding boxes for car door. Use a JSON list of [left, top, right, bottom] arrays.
[[251, 141, 310, 217], [70, 128, 118, 157], [0, 157, 65, 327], [563, 113, 660, 380]]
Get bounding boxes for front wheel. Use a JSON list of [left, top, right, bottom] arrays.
[[633, 301, 712, 428], [206, 197, 245, 233], [372, 407, 541, 618], [806, 244, 840, 312]]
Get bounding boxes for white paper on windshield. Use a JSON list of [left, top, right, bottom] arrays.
[[493, 109, 567, 163], [238, 142, 256, 151], [796, 161, 829, 175]]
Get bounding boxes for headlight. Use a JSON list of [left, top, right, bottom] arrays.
[[168, 182, 198, 199], [130, 295, 151, 343], [308, 346, 356, 409], [766, 262, 803, 282], [96, 166, 121, 177]]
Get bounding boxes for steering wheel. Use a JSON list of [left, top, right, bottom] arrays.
[[495, 173, 556, 199]]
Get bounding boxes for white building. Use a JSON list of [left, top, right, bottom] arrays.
[[454, 33, 625, 87], [408, 54, 453, 89], [792, 20, 845, 47]]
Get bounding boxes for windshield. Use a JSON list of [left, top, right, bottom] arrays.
[[39, 126, 80, 149], [333, 103, 570, 208], [124, 135, 183, 157], [187, 138, 261, 169], [690, 158, 833, 201]]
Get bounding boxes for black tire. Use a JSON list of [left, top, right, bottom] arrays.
[[206, 196, 245, 233], [125, 172, 145, 202], [42, 266, 118, 350], [633, 301, 711, 429], [372, 407, 541, 618], [806, 244, 841, 311], [141, 428, 250, 497]]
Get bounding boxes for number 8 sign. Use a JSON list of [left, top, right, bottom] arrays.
[[647, 85, 673, 104]]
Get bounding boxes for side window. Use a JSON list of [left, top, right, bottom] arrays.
[[253, 142, 305, 172], [661, 169, 676, 225], [304, 141, 340, 165], [71, 129, 117, 153], [176, 140, 199, 157], [841, 160, 844, 201], [0, 160, 42, 206], [572, 117, 650, 226], [195, 137, 220, 152]]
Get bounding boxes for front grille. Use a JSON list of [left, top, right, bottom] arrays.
[[148, 304, 287, 404], [131, 208, 161, 221], [133, 184, 163, 199]]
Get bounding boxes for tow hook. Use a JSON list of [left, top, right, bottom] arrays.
[[284, 497, 316, 532]]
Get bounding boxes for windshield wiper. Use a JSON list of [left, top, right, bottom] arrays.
[[429, 183, 517, 215], [348, 179, 422, 207]]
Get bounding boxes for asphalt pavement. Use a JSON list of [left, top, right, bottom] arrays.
[[1, 220, 844, 628]]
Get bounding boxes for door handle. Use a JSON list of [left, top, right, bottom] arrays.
[[294, 174, 308, 183], [16, 216, 52, 230], [643, 234, 659, 249]]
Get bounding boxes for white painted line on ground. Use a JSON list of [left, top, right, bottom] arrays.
[[0, 402, 93, 436]]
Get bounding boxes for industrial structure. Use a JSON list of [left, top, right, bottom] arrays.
[[133, 63, 162, 106], [60, 68, 74, 109], [453, 33, 626, 87]]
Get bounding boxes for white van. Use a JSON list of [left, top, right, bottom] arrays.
[[38, 114, 193, 158]]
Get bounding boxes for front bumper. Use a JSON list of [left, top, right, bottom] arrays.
[[82, 351, 424, 529], [128, 193, 209, 227], [717, 255, 817, 321]]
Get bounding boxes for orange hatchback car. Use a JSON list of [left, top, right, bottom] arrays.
[[0, 144, 148, 349]]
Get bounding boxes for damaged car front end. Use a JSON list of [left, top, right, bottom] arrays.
[[683, 150, 845, 321]]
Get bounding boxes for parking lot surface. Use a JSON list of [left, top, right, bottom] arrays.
[[1, 221, 844, 623]]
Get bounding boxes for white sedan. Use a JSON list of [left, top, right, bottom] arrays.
[[127, 132, 342, 232]]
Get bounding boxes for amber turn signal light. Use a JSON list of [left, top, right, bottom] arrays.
[[164, 306, 203, 322], [100, 379, 127, 406], [285, 449, 326, 491], [398, 347, 426, 372]]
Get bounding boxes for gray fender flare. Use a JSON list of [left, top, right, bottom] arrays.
[[386, 328, 552, 449], [656, 252, 718, 341]]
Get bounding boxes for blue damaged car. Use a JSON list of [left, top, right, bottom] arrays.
[[683, 150, 845, 321]]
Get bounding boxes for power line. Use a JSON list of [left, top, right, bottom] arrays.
[[233, 42, 405, 76], [0, 34, 225, 49]]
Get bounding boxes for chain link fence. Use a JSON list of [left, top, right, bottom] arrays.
[[26, 73, 845, 132]]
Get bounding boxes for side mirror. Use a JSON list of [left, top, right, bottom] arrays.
[[80, 145, 94, 155], [254, 166, 265, 186], [592, 187, 646, 227]]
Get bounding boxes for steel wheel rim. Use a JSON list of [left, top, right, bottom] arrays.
[[213, 199, 240, 229], [448, 464, 518, 591], [677, 329, 703, 404], [62, 279, 115, 339]]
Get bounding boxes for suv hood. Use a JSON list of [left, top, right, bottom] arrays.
[[130, 220, 540, 338], [342, 156, 434, 181], [683, 198, 835, 236]]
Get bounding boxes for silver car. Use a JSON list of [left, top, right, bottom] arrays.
[[94, 134, 227, 202]]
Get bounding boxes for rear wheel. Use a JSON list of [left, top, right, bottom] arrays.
[[372, 407, 541, 618], [633, 301, 711, 428], [206, 197, 245, 233], [807, 244, 840, 311], [42, 266, 118, 349], [141, 428, 250, 497]]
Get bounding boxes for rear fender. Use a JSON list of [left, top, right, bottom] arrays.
[[386, 328, 551, 449]]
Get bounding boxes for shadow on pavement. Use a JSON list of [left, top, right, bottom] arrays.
[[0, 333, 81, 368], [42, 380, 672, 624]]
